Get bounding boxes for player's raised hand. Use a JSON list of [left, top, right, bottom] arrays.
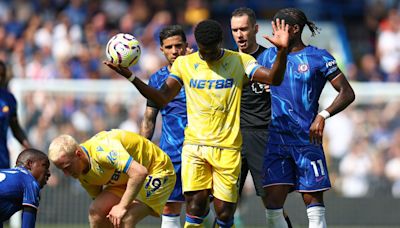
[[103, 61, 133, 80], [309, 115, 325, 144], [263, 18, 289, 50]]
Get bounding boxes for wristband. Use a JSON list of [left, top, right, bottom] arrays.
[[128, 74, 136, 82], [318, 110, 330, 119]]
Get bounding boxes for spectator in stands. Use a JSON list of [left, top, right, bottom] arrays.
[[384, 128, 400, 197], [376, 8, 400, 81], [339, 138, 373, 197]]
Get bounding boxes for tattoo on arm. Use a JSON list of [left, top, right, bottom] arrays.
[[140, 107, 159, 139]]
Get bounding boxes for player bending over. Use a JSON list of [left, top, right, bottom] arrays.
[[0, 149, 50, 228]]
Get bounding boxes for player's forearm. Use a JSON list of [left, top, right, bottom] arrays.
[[140, 120, 156, 139], [22, 208, 37, 228], [325, 85, 355, 117], [131, 78, 170, 108], [10, 120, 31, 148], [119, 170, 148, 208], [140, 107, 158, 139], [268, 48, 288, 85]]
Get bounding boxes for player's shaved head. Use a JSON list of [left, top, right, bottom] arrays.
[[16, 148, 48, 167], [48, 135, 79, 162]]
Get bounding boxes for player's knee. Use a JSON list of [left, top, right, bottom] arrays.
[[122, 214, 140, 227], [186, 201, 207, 216], [88, 203, 107, 219]]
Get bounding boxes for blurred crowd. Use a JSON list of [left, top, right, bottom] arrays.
[[2, 0, 400, 199]]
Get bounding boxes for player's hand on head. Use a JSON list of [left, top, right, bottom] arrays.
[[263, 18, 289, 49], [103, 61, 133, 79], [309, 115, 325, 144]]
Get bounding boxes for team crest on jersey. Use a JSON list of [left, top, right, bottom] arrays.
[[222, 62, 229, 71], [251, 82, 265, 94], [107, 151, 118, 165], [96, 146, 104, 152], [298, 63, 309, 72], [194, 63, 199, 70]]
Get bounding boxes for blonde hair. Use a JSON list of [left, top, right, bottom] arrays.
[[48, 135, 79, 162]]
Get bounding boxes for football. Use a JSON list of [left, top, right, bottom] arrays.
[[106, 33, 141, 67]]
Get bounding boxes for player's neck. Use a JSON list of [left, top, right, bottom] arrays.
[[80, 147, 91, 174], [241, 43, 259, 55], [289, 40, 306, 53]]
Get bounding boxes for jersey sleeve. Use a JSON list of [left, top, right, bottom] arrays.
[[319, 49, 341, 80], [240, 52, 261, 80], [96, 139, 133, 174], [22, 179, 40, 209], [169, 56, 184, 85]]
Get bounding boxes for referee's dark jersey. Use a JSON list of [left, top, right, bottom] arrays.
[[240, 45, 271, 129]]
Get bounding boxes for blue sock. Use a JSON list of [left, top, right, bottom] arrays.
[[216, 218, 234, 228]]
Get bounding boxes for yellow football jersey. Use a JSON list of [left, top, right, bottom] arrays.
[[169, 49, 260, 149], [78, 129, 174, 198]]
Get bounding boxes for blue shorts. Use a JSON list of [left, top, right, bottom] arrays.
[[168, 161, 184, 202], [262, 144, 331, 192]]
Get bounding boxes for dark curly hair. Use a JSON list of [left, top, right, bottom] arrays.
[[194, 19, 223, 46], [273, 8, 320, 37]]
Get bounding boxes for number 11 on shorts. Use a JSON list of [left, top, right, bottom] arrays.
[[310, 159, 325, 177]]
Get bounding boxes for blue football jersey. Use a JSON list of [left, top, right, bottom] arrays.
[[259, 46, 340, 145], [147, 66, 187, 163], [0, 167, 41, 221], [0, 89, 17, 168]]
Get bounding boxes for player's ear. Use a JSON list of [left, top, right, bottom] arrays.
[[292, 24, 301, 34], [255, 23, 259, 34], [25, 159, 34, 170], [75, 148, 84, 158]]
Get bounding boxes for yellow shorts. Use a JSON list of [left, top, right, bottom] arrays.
[[104, 170, 176, 216], [181, 144, 241, 203]]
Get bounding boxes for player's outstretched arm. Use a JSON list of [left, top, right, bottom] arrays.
[[21, 206, 37, 228], [251, 18, 289, 85], [103, 61, 181, 108]]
